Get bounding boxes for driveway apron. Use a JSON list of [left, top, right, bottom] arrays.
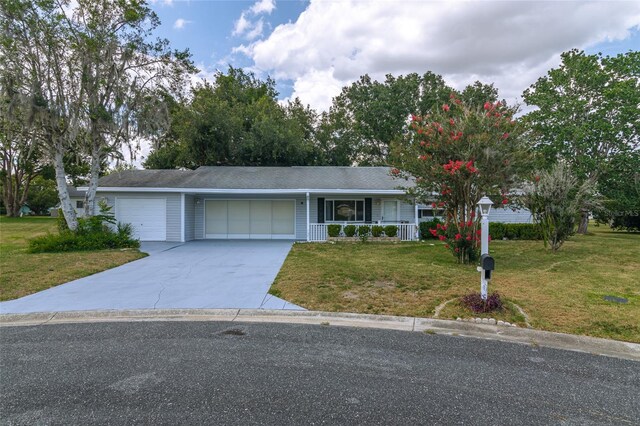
[[0, 240, 301, 314]]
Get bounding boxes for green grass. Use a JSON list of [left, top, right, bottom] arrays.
[[271, 226, 640, 342], [0, 216, 146, 301]]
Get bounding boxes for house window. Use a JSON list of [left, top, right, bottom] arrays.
[[325, 200, 364, 222], [76, 200, 84, 209], [418, 208, 444, 218]]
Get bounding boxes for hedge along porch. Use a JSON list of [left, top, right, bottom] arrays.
[[89, 167, 420, 243]]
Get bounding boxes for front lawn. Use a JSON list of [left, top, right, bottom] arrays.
[[271, 226, 640, 342], [0, 216, 146, 301]]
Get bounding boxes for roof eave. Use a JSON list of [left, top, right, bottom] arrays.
[[87, 187, 409, 195]]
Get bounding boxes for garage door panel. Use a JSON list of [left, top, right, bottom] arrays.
[[116, 198, 166, 241], [250, 201, 272, 235], [228, 201, 251, 236], [272, 200, 295, 235], [205, 200, 227, 237]]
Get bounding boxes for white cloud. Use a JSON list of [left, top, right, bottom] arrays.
[[173, 18, 191, 30], [246, 19, 265, 40], [190, 63, 219, 87], [149, 0, 174, 6], [233, 0, 277, 40], [239, 0, 640, 111], [233, 12, 251, 36], [250, 0, 276, 15]]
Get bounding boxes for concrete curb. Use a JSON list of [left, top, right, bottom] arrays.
[[1, 309, 639, 361]]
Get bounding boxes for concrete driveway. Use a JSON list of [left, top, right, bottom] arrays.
[[0, 241, 303, 314]]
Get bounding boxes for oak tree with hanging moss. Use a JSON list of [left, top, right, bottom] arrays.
[[390, 94, 531, 263]]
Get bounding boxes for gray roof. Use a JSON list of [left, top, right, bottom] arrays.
[[97, 167, 412, 191], [67, 185, 85, 198]]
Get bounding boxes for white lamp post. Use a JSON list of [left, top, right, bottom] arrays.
[[477, 196, 493, 300]]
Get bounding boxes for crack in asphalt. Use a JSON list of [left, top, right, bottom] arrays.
[[37, 312, 57, 326], [230, 309, 241, 322], [153, 287, 165, 309], [258, 293, 270, 309]]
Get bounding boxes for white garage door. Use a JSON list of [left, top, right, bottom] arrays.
[[205, 200, 295, 239], [116, 198, 167, 241]]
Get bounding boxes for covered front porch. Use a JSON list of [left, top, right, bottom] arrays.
[[303, 193, 418, 242]]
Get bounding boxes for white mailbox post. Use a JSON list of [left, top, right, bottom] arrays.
[[477, 196, 494, 300]]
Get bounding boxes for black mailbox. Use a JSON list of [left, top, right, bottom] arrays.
[[481, 254, 495, 280], [481, 254, 495, 270]]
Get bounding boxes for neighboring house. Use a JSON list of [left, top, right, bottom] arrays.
[[49, 186, 86, 217], [68, 186, 86, 216], [416, 204, 533, 224], [87, 166, 531, 243]]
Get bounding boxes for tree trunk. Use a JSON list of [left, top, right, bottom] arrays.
[[2, 155, 18, 217], [577, 210, 589, 234], [83, 143, 101, 217], [53, 147, 78, 230]]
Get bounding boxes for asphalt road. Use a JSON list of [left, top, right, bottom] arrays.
[[1, 321, 638, 425]]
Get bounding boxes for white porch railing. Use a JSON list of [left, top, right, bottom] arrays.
[[308, 223, 417, 242]]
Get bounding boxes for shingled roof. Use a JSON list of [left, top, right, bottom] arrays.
[[97, 166, 413, 191]]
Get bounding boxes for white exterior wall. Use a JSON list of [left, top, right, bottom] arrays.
[[184, 194, 195, 241], [70, 197, 85, 216], [488, 206, 533, 224], [98, 192, 182, 242]]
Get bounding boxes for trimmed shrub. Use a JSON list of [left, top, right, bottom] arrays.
[[419, 218, 443, 239], [357, 225, 371, 242], [383, 225, 398, 238], [29, 202, 139, 253], [461, 292, 503, 313], [28, 226, 140, 253], [611, 214, 640, 232], [343, 224, 357, 237], [489, 222, 542, 240], [327, 224, 342, 237], [371, 225, 384, 237]]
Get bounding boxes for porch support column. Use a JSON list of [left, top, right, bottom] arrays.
[[414, 201, 419, 240], [306, 192, 310, 242]]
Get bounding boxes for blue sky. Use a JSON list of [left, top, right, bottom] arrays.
[[150, 0, 307, 99], [149, 0, 640, 111]]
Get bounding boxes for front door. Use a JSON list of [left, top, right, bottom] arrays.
[[382, 200, 398, 223]]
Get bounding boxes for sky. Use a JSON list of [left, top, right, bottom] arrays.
[[148, 0, 640, 112]]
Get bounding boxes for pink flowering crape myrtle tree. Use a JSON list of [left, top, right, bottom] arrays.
[[390, 94, 531, 263]]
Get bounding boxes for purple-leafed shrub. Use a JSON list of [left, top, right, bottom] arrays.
[[461, 292, 503, 313]]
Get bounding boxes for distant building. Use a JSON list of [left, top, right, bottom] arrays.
[[49, 186, 86, 217]]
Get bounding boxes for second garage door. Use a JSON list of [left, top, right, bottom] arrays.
[[205, 200, 295, 239], [116, 198, 167, 241]]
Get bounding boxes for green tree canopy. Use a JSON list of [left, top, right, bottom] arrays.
[[144, 67, 321, 169], [522, 49, 640, 232], [321, 72, 499, 165]]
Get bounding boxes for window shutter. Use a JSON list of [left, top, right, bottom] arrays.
[[317, 198, 325, 223], [365, 198, 372, 223]]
